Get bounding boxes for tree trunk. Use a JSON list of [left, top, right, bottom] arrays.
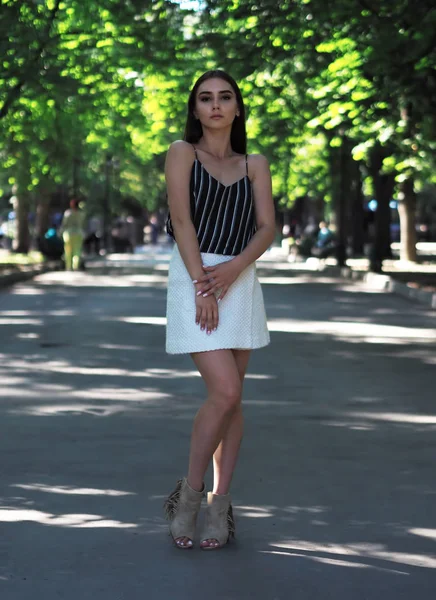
[[328, 143, 340, 252], [369, 145, 395, 272], [350, 160, 365, 255], [72, 157, 80, 198], [13, 192, 31, 253], [327, 132, 350, 267], [336, 136, 350, 266], [397, 178, 417, 262], [35, 195, 51, 238]]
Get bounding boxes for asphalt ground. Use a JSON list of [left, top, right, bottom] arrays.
[[0, 266, 435, 600]]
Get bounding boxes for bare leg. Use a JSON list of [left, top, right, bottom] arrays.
[[174, 349, 242, 548], [201, 349, 251, 549], [212, 350, 251, 494]]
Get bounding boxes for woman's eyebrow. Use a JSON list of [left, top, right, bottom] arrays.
[[198, 89, 234, 95]]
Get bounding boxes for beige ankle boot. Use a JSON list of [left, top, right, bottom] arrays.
[[163, 478, 204, 549], [200, 492, 236, 550]]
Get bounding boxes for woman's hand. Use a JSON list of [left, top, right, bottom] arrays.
[[195, 291, 219, 334], [194, 259, 242, 302]]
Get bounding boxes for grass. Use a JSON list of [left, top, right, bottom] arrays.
[[0, 250, 45, 266]]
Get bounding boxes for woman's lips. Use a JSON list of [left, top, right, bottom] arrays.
[[211, 115, 223, 119]]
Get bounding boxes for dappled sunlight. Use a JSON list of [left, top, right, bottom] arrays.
[[259, 275, 340, 285], [11, 483, 135, 497], [315, 408, 436, 432], [114, 316, 166, 326], [344, 411, 436, 426], [409, 528, 436, 541], [237, 505, 275, 518], [1, 309, 76, 317], [8, 403, 131, 417], [16, 332, 40, 340], [95, 343, 143, 351], [372, 308, 399, 316], [1, 310, 34, 316], [0, 388, 36, 399], [106, 253, 172, 262], [234, 503, 330, 521], [267, 318, 436, 343], [0, 358, 272, 382], [393, 349, 436, 366], [0, 318, 43, 326], [264, 540, 436, 570], [262, 549, 373, 570], [330, 315, 373, 323], [73, 387, 170, 402], [1, 256, 434, 595], [0, 359, 178, 379], [38, 272, 167, 288], [0, 376, 29, 388], [243, 399, 296, 407], [0, 508, 137, 528], [282, 505, 327, 515], [9, 286, 46, 295], [129, 274, 168, 283], [335, 284, 387, 295], [31, 383, 72, 392]]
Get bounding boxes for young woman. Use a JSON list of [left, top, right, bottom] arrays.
[[163, 70, 275, 550], [60, 198, 85, 271]]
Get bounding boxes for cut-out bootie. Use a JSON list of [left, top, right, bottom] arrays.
[[200, 491, 235, 550], [163, 478, 204, 549]]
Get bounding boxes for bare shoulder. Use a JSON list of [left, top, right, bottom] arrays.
[[166, 140, 195, 162], [247, 153, 270, 180]]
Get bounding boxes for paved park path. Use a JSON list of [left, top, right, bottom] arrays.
[[0, 263, 435, 599]]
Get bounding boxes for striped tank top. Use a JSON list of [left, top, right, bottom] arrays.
[[166, 146, 256, 256]]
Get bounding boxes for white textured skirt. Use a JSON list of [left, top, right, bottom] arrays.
[[166, 245, 270, 354]]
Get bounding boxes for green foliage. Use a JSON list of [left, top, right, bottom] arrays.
[[0, 0, 192, 213], [1, 0, 436, 244], [198, 0, 436, 203]]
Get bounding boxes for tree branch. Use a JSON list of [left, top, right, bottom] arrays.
[[0, 0, 61, 121]]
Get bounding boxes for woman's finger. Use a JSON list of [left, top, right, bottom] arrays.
[[207, 306, 215, 334], [193, 274, 210, 284], [200, 307, 207, 331], [217, 286, 228, 302], [212, 305, 219, 330], [201, 282, 221, 297], [195, 304, 201, 325]]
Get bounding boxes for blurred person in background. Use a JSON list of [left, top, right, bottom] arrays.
[[60, 198, 85, 270]]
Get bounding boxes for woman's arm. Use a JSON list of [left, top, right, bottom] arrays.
[[197, 154, 275, 301], [200, 154, 275, 302], [166, 141, 219, 333], [59, 210, 70, 234], [165, 141, 204, 282], [232, 154, 276, 272]]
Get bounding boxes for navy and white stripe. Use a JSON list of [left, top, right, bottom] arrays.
[[166, 154, 256, 256]]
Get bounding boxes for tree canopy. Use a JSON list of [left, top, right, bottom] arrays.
[[1, 0, 435, 261]]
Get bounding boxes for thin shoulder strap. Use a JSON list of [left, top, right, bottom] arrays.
[[245, 154, 249, 175], [192, 144, 198, 159]]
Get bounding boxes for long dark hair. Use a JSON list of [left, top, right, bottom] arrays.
[[183, 70, 247, 154]]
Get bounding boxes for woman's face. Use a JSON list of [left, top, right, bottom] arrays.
[[194, 77, 240, 129]]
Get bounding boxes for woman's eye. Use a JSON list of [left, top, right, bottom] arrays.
[[200, 97, 210, 102], [221, 95, 231, 100]]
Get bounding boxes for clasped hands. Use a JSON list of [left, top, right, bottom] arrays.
[[194, 259, 242, 302], [193, 259, 242, 334]]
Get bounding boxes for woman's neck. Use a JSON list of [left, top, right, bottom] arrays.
[[196, 130, 234, 159]]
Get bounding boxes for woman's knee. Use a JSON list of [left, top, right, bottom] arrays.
[[212, 381, 242, 414]]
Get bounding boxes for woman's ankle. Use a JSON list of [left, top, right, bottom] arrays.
[[186, 476, 204, 493], [212, 488, 230, 496]]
